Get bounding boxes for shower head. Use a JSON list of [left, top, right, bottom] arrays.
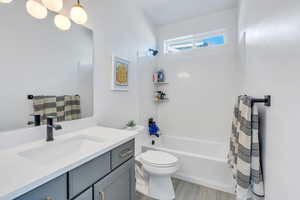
[[149, 48, 159, 56]]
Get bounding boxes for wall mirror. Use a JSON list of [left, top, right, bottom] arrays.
[[0, 1, 94, 132]]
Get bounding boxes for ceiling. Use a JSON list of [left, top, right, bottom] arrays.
[[138, 0, 238, 26]]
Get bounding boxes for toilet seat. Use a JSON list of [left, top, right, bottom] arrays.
[[140, 150, 178, 168]]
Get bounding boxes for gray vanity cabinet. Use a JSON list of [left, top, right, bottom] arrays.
[[69, 152, 111, 199], [15, 174, 67, 200], [94, 158, 135, 200], [14, 140, 135, 200]]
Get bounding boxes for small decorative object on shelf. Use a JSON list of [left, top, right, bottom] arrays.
[[155, 91, 169, 102], [126, 120, 136, 129], [153, 69, 166, 83]]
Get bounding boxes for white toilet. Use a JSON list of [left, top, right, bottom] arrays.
[[125, 125, 179, 199], [136, 150, 179, 200]]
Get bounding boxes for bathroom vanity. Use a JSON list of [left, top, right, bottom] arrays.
[[0, 126, 138, 200], [16, 140, 135, 200]]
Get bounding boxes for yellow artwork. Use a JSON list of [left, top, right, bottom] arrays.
[[116, 63, 128, 85], [112, 56, 129, 90]]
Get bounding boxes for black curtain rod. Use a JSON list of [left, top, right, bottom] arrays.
[[251, 95, 271, 107]]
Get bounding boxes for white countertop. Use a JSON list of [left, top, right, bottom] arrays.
[[0, 126, 139, 200]]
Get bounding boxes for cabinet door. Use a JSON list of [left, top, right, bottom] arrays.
[[73, 188, 93, 200], [94, 158, 135, 200], [69, 152, 111, 199], [15, 174, 67, 200]]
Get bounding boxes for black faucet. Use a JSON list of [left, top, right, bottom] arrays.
[[27, 114, 41, 126], [46, 116, 62, 142]]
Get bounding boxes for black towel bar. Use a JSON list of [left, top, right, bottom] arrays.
[[27, 94, 80, 100], [251, 95, 271, 107]]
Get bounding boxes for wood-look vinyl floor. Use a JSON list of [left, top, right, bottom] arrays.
[[136, 178, 235, 200]]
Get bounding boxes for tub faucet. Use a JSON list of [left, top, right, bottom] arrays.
[[46, 116, 62, 142]]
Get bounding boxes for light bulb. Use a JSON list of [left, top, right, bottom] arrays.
[[0, 0, 13, 3], [54, 14, 71, 31], [42, 0, 63, 12], [70, 4, 88, 25], [26, 0, 48, 19]]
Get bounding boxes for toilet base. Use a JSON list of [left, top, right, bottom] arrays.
[[149, 175, 175, 200], [136, 167, 175, 200]]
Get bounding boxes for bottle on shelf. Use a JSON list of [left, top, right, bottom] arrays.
[[153, 69, 166, 83]]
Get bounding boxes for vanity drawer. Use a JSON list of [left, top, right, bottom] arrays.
[[69, 152, 111, 199], [111, 140, 135, 169], [73, 188, 93, 200], [15, 174, 67, 200]]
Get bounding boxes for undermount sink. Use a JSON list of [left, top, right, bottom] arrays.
[[18, 135, 105, 165]]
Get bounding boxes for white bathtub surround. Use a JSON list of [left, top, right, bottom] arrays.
[[0, 126, 139, 200], [156, 8, 240, 143], [143, 135, 235, 194]]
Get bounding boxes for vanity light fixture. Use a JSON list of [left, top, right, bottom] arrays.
[[0, 0, 13, 3], [70, 0, 88, 25], [1, 0, 88, 31], [54, 14, 71, 31], [26, 0, 48, 19], [41, 0, 63, 12]]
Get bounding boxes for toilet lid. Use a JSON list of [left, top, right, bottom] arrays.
[[140, 150, 178, 167]]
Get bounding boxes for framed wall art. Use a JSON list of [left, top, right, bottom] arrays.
[[111, 56, 129, 91]]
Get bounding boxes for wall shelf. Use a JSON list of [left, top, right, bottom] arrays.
[[154, 98, 169, 103], [153, 70, 169, 103], [153, 82, 169, 85]]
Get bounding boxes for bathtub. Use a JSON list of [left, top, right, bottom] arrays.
[[141, 135, 235, 194]]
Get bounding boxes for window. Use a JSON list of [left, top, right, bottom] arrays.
[[164, 30, 225, 54]]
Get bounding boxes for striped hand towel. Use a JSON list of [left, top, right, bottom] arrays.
[[228, 95, 265, 200], [64, 95, 81, 121], [33, 96, 57, 124], [56, 96, 65, 122]]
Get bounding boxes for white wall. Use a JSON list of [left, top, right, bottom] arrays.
[[0, 1, 94, 132], [87, 0, 157, 129], [156, 9, 240, 142], [238, 0, 300, 199], [137, 56, 158, 128]]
